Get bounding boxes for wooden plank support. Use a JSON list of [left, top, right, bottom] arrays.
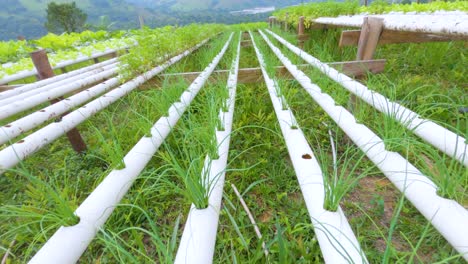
[[297, 16, 309, 48], [356, 17, 384, 60], [30, 49, 87, 153], [155, 59, 386, 86], [241, 40, 252, 47], [340, 29, 467, 47]]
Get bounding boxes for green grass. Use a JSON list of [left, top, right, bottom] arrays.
[[0, 19, 466, 264]]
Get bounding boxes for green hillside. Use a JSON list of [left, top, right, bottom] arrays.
[[0, 0, 301, 40]]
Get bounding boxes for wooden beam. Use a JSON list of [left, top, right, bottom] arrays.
[[340, 29, 467, 47], [30, 49, 87, 153], [356, 17, 384, 60], [328, 59, 386, 76], [155, 59, 386, 86], [241, 40, 252, 47]]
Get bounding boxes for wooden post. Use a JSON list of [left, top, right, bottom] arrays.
[[269, 16, 273, 28], [298, 16, 305, 48], [298, 16, 305, 36], [285, 13, 289, 31], [139, 15, 145, 29], [348, 17, 383, 118], [356, 17, 384, 60], [30, 49, 87, 153]]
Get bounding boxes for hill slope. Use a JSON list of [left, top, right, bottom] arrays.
[[0, 0, 302, 40]]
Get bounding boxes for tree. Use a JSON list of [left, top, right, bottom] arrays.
[[45, 2, 87, 34]]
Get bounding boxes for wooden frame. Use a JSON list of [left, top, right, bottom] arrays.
[[340, 29, 467, 47], [152, 59, 386, 86]]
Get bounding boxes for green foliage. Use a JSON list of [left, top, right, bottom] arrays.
[[0, 30, 124, 64], [0, 14, 466, 263], [119, 24, 226, 80], [45, 2, 88, 34], [0, 35, 133, 78], [273, 0, 468, 27]]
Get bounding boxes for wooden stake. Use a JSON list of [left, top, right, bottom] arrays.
[[1, 238, 16, 264], [231, 183, 269, 257], [356, 17, 384, 60], [138, 14, 145, 29], [30, 49, 87, 153], [298, 16, 305, 36], [298, 16, 306, 48]]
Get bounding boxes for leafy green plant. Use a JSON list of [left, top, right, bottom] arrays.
[[315, 126, 376, 212]]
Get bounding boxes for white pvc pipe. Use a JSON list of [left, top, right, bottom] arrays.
[[0, 63, 117, 106], [28, 35, 232, 264], [0, 66, 118, 121], [0, 48, 125, 85], [0, 39, 210, 174], [0, 77, 120, 145], [259, 29, 468, 260], [266, 29, 468, 166], [175, 32, 239, 264], [252, 31, 367, 264], [0, 58, 118, 101], [313, 11, 468, 37]]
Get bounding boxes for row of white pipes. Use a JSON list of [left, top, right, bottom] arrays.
[[0, 58, 118, 101], [0, 64, 119, 120], [0, 77, 120, 145], [174, 32, 241, 264], [266, 29, 467, 166], [29, 33, 233, 264], [0, 48, 125, 85], [0, 38, 209, 174], [313, 11, 468, 37], [259, 29, 468, 260], [251, 31, 367, 264]]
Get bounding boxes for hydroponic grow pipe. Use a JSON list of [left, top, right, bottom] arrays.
[[0, 62, 117, 107], [313, 12, 468, 37], [28, 34, 233, 264], [0, 66, 118, 121], [0, 77, 121, 145], [266, 29, 468, 166], [251, 31, 367, 264], [0, 47, 125, 85], [175, 32, 240, 264], [259, 30, 468, 260], [0, 38, 211, 174], [0, 58, 118, 101]]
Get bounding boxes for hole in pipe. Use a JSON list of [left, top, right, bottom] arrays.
[[17, 140, 25, 144], [63, 215, 81, 227], [302, 154, 312, 159]]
